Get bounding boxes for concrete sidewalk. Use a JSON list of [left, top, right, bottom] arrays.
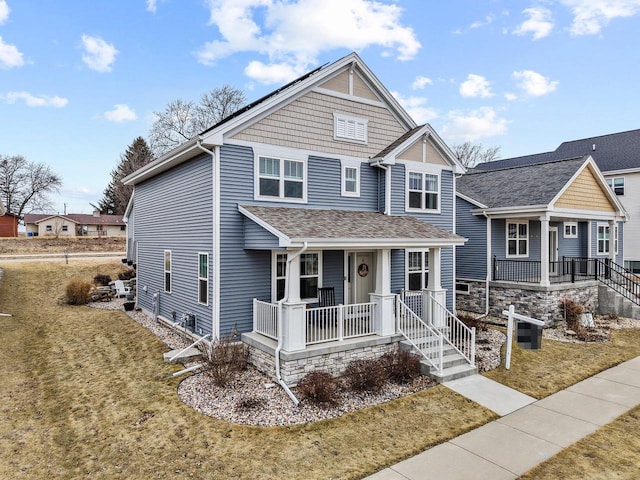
[[365, 356, 640, 479]]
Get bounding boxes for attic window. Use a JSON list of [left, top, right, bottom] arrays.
[[334, 113, 368, 143]]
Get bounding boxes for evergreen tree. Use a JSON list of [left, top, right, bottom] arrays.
[[99, 137, 152, 215]]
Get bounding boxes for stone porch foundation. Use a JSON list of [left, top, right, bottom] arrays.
[[456, 279, 599, 326]]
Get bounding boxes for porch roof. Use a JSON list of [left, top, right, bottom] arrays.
[[239, 205, 466, 249]]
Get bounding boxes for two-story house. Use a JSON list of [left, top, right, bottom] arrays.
[[123, 53, 476, 389]]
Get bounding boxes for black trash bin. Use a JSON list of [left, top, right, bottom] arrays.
[[517, 322, 543, 349]]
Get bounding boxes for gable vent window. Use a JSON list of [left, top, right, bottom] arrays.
[[334, 113, 368, 143]]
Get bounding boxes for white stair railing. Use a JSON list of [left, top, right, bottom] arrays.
[[428, 293, 475, 367], [396, 295, 443, 373]]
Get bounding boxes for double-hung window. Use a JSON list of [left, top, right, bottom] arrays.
[[564, 222, 578, 239], [407, 171, 439, 211], [606, 177, 624, 195], [164, 250, 172, 293], [274, 253, 287, 301], [257, 156, 305, 201], [342, 165, 360, 196], [506, 221, 528, 257], [273, 252, 320, 302], [597, 224, 610, 255], [407, 250, 429, 291], [198, 253, 208, 305]]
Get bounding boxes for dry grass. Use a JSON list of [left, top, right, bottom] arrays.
[[0, 261, 496, 480], [0, 236, 125, 254], [485, 327, 640, 399]]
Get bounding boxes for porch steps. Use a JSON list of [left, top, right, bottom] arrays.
[[598, 285, 640, 320], [399, 339, 478, 383]]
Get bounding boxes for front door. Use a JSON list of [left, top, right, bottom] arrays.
[[549, 227, 558, 275], [354, 252, 374, 304]]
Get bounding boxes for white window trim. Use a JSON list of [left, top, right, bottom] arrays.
[[164, 250, 172, 293], [254, 153, 307, 204], [563, 221, 578, 239], [333, 113, 368, 144], [405, 170, 441, 214], [606, 177, 625, 195], [614, 224, 619, 256], [271, 251, 323, 303], [505, 220, 529, 258], [455, 282, 470, 295], [596, 223, 610, 256], [341, 164, 360, 197], [198, 252, 209, 306], [405, 249, 429, 291]]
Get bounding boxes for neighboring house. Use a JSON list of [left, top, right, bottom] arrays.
[[24, 211, 126, 237], [123, 52, 476, 385], [456, 156, 628, 323], [474, 128, 640, 272], [0, 214, 19, 237]]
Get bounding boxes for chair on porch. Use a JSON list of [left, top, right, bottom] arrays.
[[317, 287, 335, 307]]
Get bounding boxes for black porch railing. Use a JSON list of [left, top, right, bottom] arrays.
[[493, 256, 640, 306]]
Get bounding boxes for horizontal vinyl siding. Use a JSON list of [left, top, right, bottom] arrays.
[[455, 196, 487, 280], [323, 250, 345, 304], [391, 249, 405, 294], [244, 217, 281, 249], [558, 221, 587, 258], [134, 153, 213, 336], [492, 219, 541, 261]]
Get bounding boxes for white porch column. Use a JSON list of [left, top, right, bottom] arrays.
[[609, 219, 616, 262], [540, 216, 550, 287], [424, 247, 447, 328], [370, 248, 395, 336], [281, 253, 306, 352]]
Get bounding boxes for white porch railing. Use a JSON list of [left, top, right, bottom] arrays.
[[428, 293, 476, 367], [396, 296, 443, 373], [306, 303, 375, 345], [253, 299, 278, 340], [400, 290, 423, 319]]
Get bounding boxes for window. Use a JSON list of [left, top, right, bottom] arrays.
[[597, 224, 610, 255], [62, 225, 68, 232], [273, 252, 321, 302], [614, 224, 619, 255], [342, 165, 360, 197], [506, 221, 528, 257], [407, 171, 439, 211], [606, 177, 624, 195], [198, 253, 209, 305], [407, 250, 429, 291], [120, 225, 126, 231], [334, 113, 367, 143], [564, 222, 578, 239], [46, 225, 52, 232], [257, 156, 305, 201], [164, 250, 172, 293], [456, 282, 470, 295]]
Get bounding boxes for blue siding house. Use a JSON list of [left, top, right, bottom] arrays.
[[455, 156, 629, 324], [123, 53, 476, 386]]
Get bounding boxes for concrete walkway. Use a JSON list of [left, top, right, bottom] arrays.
[[365, 356, 640, 479]]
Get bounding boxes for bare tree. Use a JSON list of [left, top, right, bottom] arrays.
[[452, 141, 501, 169], [149, 85, 246, 157], [0, 154, 62, 219]]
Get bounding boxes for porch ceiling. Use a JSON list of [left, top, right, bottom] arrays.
[[239, 204, 466, 249]]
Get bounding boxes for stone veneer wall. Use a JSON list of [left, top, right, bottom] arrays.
[[244, 333, 400, 385], [456, 279, 599, 326]]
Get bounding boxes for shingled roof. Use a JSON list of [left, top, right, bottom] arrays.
[[457, 157, 588, 208], [24, 213, 125, 226], [473, 128, 640, 173], [240, 205, 465, 247]]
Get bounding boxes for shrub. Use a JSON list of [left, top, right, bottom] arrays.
[[234, 396, 266, 412], [457, 313, 488, 332], [379, 350, 421, 384], [65, 278, 93, 305], [93, 274, 112, 286], [118, 268, 136, 281], [562, 298, 584, 332], [297, 371, 340, 406], [344, 359, 387, 393], [198, 337, 249, 387]]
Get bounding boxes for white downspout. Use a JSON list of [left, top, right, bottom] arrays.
[[275, 241, 308, 406], [477, 211, 491, 319], [371, 161, 391, 215]]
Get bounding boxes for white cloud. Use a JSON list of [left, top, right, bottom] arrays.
[[470, 14, 496, 29], [244, 60, 307, 85], [197, 0, 420, 83], [2, 91, 68, 107], [513, 69, 559, 96], [81, 34, 118, 72], [391, 91, 438, 124], [0, 0, 9, 24], [562, 0, 640, 35], [103, 104, 137, 122], [441, 107, 508, 141], [513, 7, 554, 40], [0, 36, 24, 69], [505, 92, 518, 101], [412, 76, 433, 90], [146, 0, 168, 13], [460, 74, 493, 98]]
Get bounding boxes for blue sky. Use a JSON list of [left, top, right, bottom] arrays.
[[1, 0, 639, 214]]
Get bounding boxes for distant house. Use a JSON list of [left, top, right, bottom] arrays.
[[24, 210, 126, 237], [456, 156, 629, 323], [473, 129, 640, 273], [123, 53, 476, 385]]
